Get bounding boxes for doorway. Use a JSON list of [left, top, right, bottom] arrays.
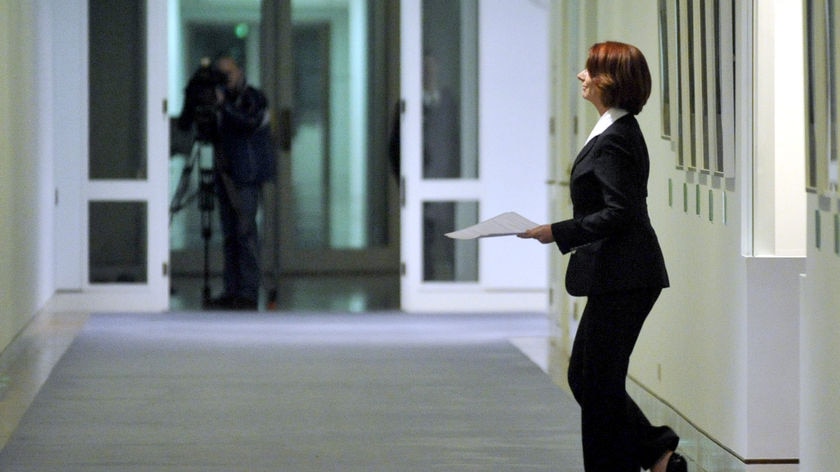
[[167, 0, 401, 311], [399, 0, 550, 312]]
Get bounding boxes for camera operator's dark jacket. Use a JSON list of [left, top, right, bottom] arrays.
[[216, 85, 276, 185]]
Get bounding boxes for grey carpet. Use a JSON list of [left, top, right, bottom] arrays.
[[0, 311, 582, 471]]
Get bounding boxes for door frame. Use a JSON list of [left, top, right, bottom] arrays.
[[399, 0, 550, 312], [265, 0, 402, 276], [547, 0, 593, 353], [169, 1, 401, 283], [51, 0, 169, 312]]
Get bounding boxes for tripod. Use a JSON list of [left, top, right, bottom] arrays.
[[170, 138, 216, 304]]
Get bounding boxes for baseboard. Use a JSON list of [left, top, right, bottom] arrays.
[[513, 336, 799, 472], [626, 378, 798, 472]]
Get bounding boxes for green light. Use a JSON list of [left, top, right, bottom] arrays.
[[235, 23, 249, 39]]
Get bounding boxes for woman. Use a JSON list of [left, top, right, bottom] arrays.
[[519, 41, 686, 472]]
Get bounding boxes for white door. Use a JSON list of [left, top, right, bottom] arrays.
[[547, 0, 589, 350], [52, 0, 169, 312], [400, 0, 550, 312], [547, 0, 604, 353]]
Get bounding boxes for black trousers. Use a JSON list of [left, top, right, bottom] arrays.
[[217, 180, 261, 303], [568, 288, 679, 472]]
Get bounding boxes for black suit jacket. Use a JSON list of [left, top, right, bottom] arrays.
[[551, 114, 669, 296]]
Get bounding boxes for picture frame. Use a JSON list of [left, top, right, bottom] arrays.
[[662, 0, 735, 178]]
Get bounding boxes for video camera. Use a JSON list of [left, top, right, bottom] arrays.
[[177, 58, 228, 143]]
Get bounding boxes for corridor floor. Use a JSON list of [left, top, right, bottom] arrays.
[[0, 308, 583, 471]]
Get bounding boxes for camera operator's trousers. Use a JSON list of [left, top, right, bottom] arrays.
[[217, 178, 261, 304]]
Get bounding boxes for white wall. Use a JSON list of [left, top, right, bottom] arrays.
[[479, 0, 549, 291], [753, 0, 807, 256], [626, 8, 752, 452], [0, 1, 56, 352], [51, 0, 86, 290], [800, 202, 840, 470]]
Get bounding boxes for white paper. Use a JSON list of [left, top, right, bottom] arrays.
[[445, 212, 539, 240]]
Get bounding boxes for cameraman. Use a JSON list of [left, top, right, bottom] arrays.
[[206, 56, 276, 310]]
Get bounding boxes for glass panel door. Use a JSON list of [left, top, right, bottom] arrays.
[[168, 0, 400, 309], [88, 0, 148, 285], [277, 0, 400, 273], [167, 0, 265, 305], [401, 0, 483, 311], [400, 0, 550, 312], [81, 0, 169, 310], [421, 0, 479, 283]]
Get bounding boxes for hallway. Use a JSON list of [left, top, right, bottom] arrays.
[[0, 306, 582, 471]]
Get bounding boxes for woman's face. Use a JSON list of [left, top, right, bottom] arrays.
[[577, 69, 606, 113]]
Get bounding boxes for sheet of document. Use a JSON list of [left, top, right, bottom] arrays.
[[445, 211, 539, 239]]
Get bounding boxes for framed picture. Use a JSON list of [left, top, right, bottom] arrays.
[[805, 0, 831, 193], [663, 0, 735, 178], [658, 0, 674, 139]]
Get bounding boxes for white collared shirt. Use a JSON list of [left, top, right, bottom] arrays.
[[584, 108, 629, 145]]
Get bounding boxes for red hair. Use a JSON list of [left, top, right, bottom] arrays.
[[586, 41, 652, 115]]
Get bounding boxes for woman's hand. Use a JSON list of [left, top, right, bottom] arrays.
[[517, 224, 555, 244]]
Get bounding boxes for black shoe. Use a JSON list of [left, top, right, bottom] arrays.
[[204, 294, 235, 310], [667, 452, 687, 472], [204, 294, 258, 311], [230, 296, 258, 310]]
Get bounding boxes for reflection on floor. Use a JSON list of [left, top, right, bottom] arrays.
[[169, 274, 401, 312]]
